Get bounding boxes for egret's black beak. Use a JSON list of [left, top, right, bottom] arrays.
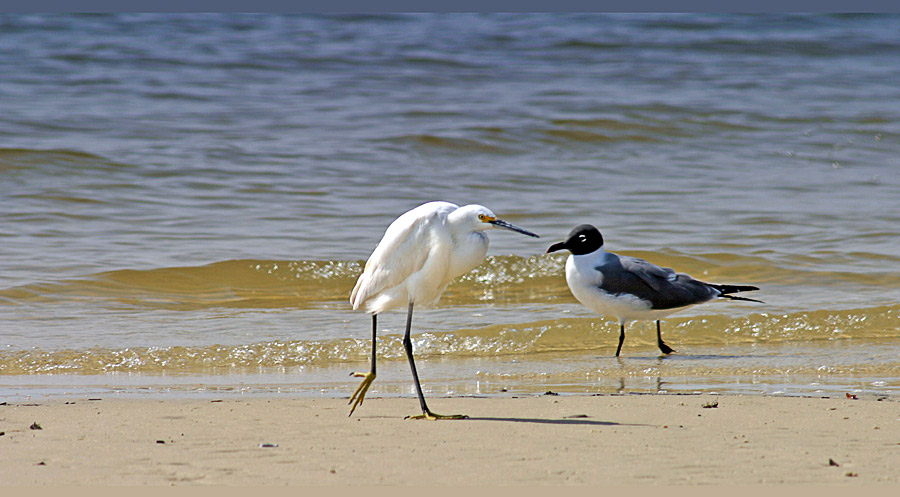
[[489, 219, 539, 238], [546, 241, 567, 253]]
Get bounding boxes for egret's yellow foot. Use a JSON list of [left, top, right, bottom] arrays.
[[405, 410, 468, 421], [348, 371, 375, 416]]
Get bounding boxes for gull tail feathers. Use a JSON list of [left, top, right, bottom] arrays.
[[707, 283, 764, 304], [720, 294, 765, 304]]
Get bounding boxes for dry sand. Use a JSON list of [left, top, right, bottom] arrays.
[[1, 393, 898, 485]]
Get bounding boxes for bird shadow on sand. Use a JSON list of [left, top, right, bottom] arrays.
[[351, 415, 642, 426], [462, 416, 648, 427]]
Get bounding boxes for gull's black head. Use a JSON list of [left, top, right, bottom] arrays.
[[546, 224, 604, 256]]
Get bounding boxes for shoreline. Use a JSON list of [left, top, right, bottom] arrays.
[[2, 393, 898, 485]]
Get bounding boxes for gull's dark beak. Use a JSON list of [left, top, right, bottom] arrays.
[[489, 219, 539, 238], [546, 241, 567, 253]]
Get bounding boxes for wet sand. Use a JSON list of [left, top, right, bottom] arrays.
[[1, 394, 897, 485]]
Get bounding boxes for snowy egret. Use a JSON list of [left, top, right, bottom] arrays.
[[348, 201, 539, 419], [547, 224, 760, 356]]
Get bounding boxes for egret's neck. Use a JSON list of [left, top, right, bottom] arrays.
[[447, 208, 485, 231], [446, 222, 489, 281]]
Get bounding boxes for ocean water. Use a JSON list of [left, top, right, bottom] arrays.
[[2, 13, 899, 402]]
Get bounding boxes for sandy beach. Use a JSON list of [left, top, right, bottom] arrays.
[[1, 393, 897, 485]]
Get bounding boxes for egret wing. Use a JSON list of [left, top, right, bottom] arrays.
[[350, 203, 456, 310]]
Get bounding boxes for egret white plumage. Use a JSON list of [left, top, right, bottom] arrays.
[[349, 201, 539, 419], [547, 224, 761, 357]]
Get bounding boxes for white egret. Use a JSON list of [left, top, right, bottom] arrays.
[[348, 201, 539, 419], [547, 224, 760, 356]]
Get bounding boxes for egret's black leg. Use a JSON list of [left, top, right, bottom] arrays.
[[402, 303, 429, 414], [615, 323, 626, 357], [402, 303, 466, 420], [370, 314, 377, 375], [348, 314, 377, 416], [656, 320, 675, 355]]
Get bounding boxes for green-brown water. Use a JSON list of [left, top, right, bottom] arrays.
[[2, 14, 899, 401]]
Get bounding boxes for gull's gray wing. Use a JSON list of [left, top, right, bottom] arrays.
[[597, 254, 719, 310], [619, 256, 676, 291]]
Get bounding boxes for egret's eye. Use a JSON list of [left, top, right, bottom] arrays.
[[478, 214, 487, 221]]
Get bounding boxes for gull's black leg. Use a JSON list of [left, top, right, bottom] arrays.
[[656, 320, 675, 355], [615, 323, 626, 357]]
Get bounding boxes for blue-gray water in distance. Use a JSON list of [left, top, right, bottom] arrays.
[[2, 14, 899, 403]]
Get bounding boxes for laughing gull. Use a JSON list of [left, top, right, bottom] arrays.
[[547, 224, 761, 356]]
